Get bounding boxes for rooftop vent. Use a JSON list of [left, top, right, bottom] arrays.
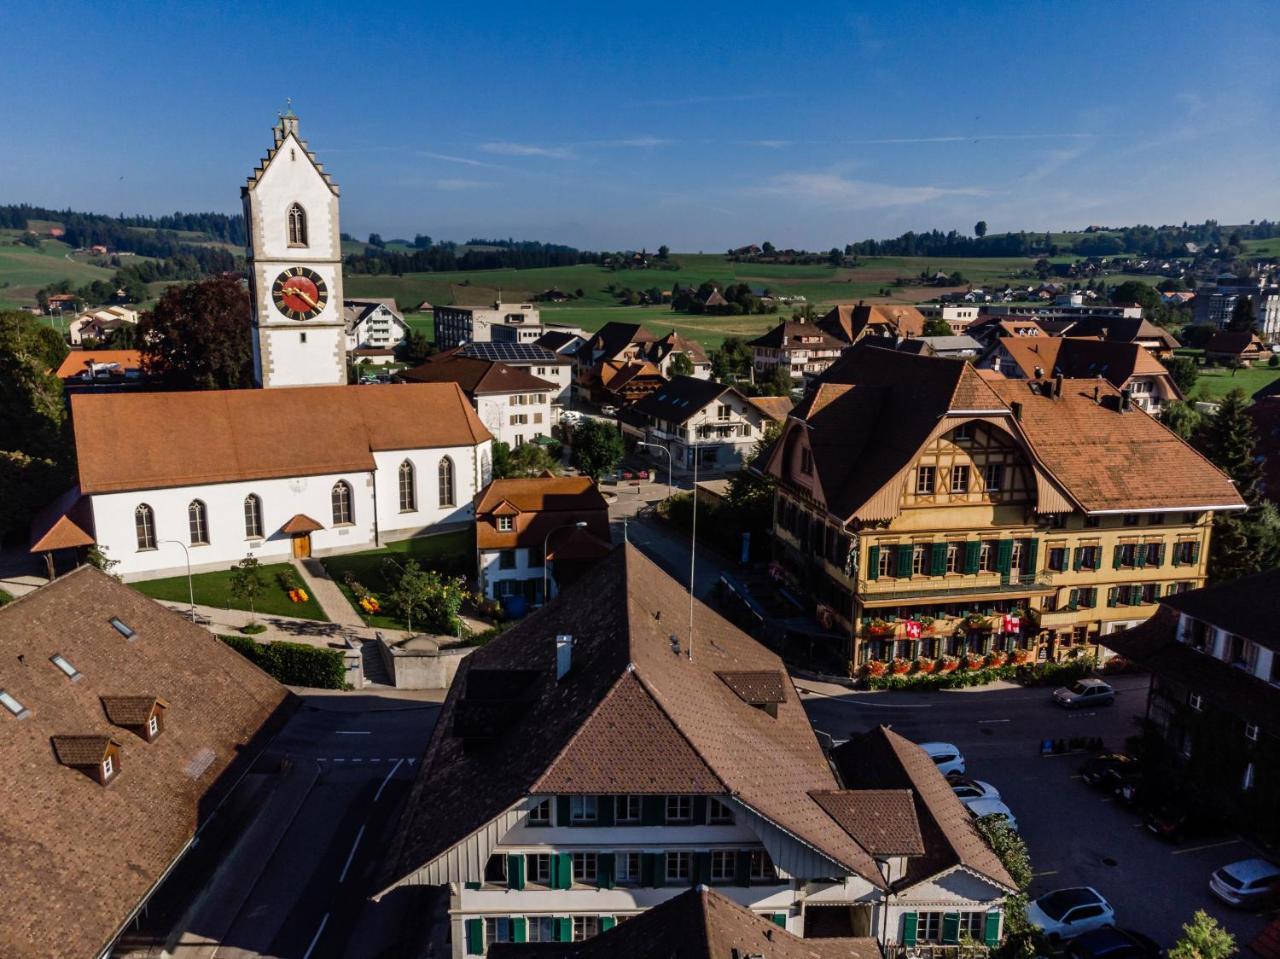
[[555, 634, 574, 681]]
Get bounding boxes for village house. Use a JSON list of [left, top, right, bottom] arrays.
[[619, 376, 775, 474], [473, 476, 612, 608], [455, 341, 577, 411], [575, 322, 655, 383], [435, 301, 545, 349], [401, 353, 557, 448], [821, 303, 928, 343], [1054, 316, 1182, 360], [0, 566, 293, 959], [344, 297, 409, 362], [588, 359, 667, 407], [1204, 330, 1267, 367], [53, 348, 147, 392], [645, 330, 712, 379], [765, 343, 1243, 668], [374, 545, 1013, 957], [747, 318, 846, 381], [918, 303, 980, 334], [67, 305, 139, 346]]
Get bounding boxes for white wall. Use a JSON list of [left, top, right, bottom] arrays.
[[476, 394, 552, 448], [374, 444, 485, 537], [478, 547, 544, 601]]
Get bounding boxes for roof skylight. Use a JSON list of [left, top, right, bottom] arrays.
[[109, 617, 136, 639], [51, 654, 81, 680], [0, 689, 28, 718]]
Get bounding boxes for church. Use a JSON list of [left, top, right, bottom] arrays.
[[31, 113, 494, 580]]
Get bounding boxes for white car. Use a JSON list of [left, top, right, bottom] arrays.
[[966, 797, 1019, 832], [1027, 887, 1116, 941], [559, 410, 583, 425], [600, 405, 618, 416], [1210, 858, 1280, 908], [951, 778, 1000, 802], [920, 742, 965, 777]]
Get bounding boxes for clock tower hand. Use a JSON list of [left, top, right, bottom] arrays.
[[290, 286, 320, 309]]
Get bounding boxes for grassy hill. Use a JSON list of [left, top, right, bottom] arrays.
[[0, 231, 115, 310]]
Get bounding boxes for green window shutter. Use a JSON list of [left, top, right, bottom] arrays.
[[555, 917, 573, 943], [1190, 541, 1201, 564], [691, 796, 707, 824], [984, 911, 1002, 948], [1068, 588, 1079, 609], [996, 538, 1013, 574], [693, 851, 711, 885], [556, 795, 570, 826], [466, 918, 484, 955], [1107, 587, 1118, 608], [507, 854, 525, 890], [896, 544, 913, 578], [964, 540, 980, 574], [554, 853, 572, 890], [654, 852, 667, 886], [598, 852, 615, 889], [867, 545, 880, 581], [641, 852, 656, 887], [942, 912, 961, 945], [597, 797, 614, 828], [1024, 538, 1039, 574], [464, 881, 481, 891], [1136, 545, 1146, 568], [1157, 543, 1167, 567], [930, 542, 947, 576], [641, 796, 664, 826], [512, 918, 527, 944], [1073, 546, 1083, 571], [902, 912, 919, 947], [601, 916, 616, 933], [772, 913, 787, 928], [1112, 544, 1123, 569]]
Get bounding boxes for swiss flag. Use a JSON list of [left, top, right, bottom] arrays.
[[1002, 614, 1021, 634], [904, 620, 922, 639]]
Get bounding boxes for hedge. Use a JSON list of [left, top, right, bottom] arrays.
[[867, 656, 1097, 691], [219, 634, 348, 690]]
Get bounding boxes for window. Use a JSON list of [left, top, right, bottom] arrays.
[[877, 548, 894, 579], [1243, 763, 1256, 791], [527, 917, 557, 942], [484, 918, 513, 946], [0, 690, 28, 718], [953, 423, 974, 440], [499, 550, 516, 570], [484, 854, 508, 884], [666, 795, 693, 822], [1118, 543, 1137, 567], [572, 916, 599, 941], [244, 494, 263, 539], [570, 795, 597, 823], [617, 851, 642, 884], [717, 403, 732, 421], [1183, 511, 1199, 524], [666, 851, 691, 882], [1145, 542, 1163, 566], [331, 481, 353, 525], [1047, 546, 1067, 572], [109, 617, 135, 639], [50, 655, 80, 680], [1085, 516, 1101, 528], [497, 516, 514, 532], [572, 852, 598, 883], [135, 504, 156, 550], [978, 542, 994, 573], [1076, 587, 1097, 609], [916, 466, 935, 495], [528, 853, 553, 883], [800, 447, 813, 475], [526, 547, 543, 568], [748, 849, 776, 881], [147, 714, 159, 737], [911, 545, 927, 576], [1175, 540, 1199, 565], [1148, 513, 1165, 525], [1123, 513, 1140, 526], [1141, 583, 1159, 604], [1010, 540, 1024, 573], [1188, 692, 1203, 711], [984, 463, 1003, 492], [615, 795, 641, 823], [187, 500, 209, 545], [708, 798, 734, 824], [438, 457, 456, 507], [399, 460, 417, 512], [945, 543, 960, 574], [102, 755, 114, 780], [950, 465, 970, 493], [711, 850, 736, 881], [287, 202, 307, 246], [528, 799, 551, 825]]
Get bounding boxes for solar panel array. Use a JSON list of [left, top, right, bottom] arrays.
[[457, 342, 567, 363]]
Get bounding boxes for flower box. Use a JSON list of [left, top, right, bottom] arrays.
[[865, 660, 888, 677], [915, 658, 936, 674], [963, 654, 985, 670], [890, 658, 911, 675], [939, 657, 960, 673], [986, 651, 1007, 667]]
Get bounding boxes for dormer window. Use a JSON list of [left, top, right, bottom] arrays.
[[101, 696, 167, 742], [52, 735, 121, 785], [102, 755, 115, 780], [498, 516, 514, 532], [148, 714, 160, 737], [0, 689, 29, 718], [50, 654, 81, 680]]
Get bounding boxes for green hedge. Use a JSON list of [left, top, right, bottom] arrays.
[[867, 656, 1097, 691], [219, 634, 348, 689]]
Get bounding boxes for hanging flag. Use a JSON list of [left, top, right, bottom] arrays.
[[904, 619, 922, 639], [1003, 613, 1021, 634]]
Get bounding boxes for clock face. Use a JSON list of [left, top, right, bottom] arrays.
[[271, 267, 328, 320]]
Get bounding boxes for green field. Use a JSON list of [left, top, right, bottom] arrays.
[[1192, 364, 1280, 400], [133, 562, 328, 621], [0, 232, 115, 309]]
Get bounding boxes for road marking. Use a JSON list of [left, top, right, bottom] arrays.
[[375, 758, 405, 801], [976, 719, 1010, 725], [1098, 797, 1114, 804], [334, 758, 346, 762], [1172, 839, 1242, 856], [369, 758, 382, 763], [352, 758, 363, 763], [1069, 775, 1084, 780], [335, 730, 371, 735], [302, 912, 329, 959], [339, 823, 367, 883], [1033, 870, 1059, 877], [796, 687, 932, 709]]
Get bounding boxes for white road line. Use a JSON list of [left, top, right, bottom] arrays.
[[339, 823, 367, 883], [976, 719, 1010, 724], [352, 758, 363, 763], [375, 758, 405, 801], [302, 912, 329, 959], [1033, 869, 1059, 877], [334, 758, 346, 762], [335, 730, 371, 735], [1172, 838, 1241, 856], [796, 687, 932, 709]]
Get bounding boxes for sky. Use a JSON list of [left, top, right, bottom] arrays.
[[3, 0, 1279, 251]]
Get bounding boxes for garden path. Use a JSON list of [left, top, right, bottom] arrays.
[[293, 557, 366, 629]]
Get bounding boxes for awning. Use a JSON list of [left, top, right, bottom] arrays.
[[281, 513, 324, 534]]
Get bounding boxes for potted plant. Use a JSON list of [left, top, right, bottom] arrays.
[[964, 653, 986, 670], [890, 657, 911, 675], [865, 659, 888, 677], [916, 657, 937, 674], [1011, 648, 1033, 665], [986, 650, 1007, 667], [918, 614, 937, 635], [867, 618, 895, 637]]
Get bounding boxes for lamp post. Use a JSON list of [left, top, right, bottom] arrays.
[[159, 540, 196, 622], [543, 521, 588, 606], [636, 440, 672, 501], [686, 411, 708, 662]]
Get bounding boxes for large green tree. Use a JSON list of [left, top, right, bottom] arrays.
[[1164, 355, 1199, 395], [669, 351, 694, 377], [710, 336, 753, 381], [137, 276, 254, 390], [1109, 280, 1160, 313], [1226, 296, 1256, 333], [570, 419, 624, 480], [1169, 911, 1235, 959]]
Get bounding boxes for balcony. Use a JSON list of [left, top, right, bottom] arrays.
[[858, 573, 1056, 605]]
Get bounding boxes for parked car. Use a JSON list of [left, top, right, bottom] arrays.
[[966, 797, 1019, 832], [1027, 887, 1116, 941], [920, 742, 966, 777], [1079, 754, 1138, 791], [1144, 798, 1222, 843], [1066, 927, 1163, 959], [559, 410, 583, 425], [1209, 859, 1280, 908], [951, 778, 1000, 802], [1054, 678, 1116, 708], [599, 404, 618, 416]]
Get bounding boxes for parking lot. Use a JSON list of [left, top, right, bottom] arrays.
[[800, 675, 1273, 949]]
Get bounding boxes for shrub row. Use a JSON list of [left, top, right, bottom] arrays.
[[219, 634, 348, 689], [867, 656, 1097, 691]]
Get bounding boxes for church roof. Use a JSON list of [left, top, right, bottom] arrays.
[[242, 114, 338, 197], [71, 383, 491, 495]]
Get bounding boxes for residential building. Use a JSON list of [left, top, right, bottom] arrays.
[[42, 384, 493, 579], [474, 476, 611, 607], [401, 353, 557, 448], [1105, 570, 1280, 844], [344, 297, 409, 357], [374, 544, 1012, 957], [1054, 316, 1181, 359], [1204, 331, 1267, 367], [457, 342, 576, 410], [902, 335, 983, 360], [1192, 276, 1280, 338], [645, 330, 712, 379], [0, 565, 293, 959], [534, 329, 588, 364], [918, 303, 979, 334], [67, 305, 139, 345], [765, 343, 1243, 667], [980, 302, 1144, 323], [747, 318, 845, 380], [746, 395, 794, 426], [620, 376, 775, 474], [588, 360, 667, 407], [436, 301, 544, 349], [821, 303, 928, 343], [979, 337, 1183, 413], [54, 348, 147, 392], [576, 322, 656, 382]]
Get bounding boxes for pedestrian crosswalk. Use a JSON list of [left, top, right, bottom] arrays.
[[318, 757, 417, 764]]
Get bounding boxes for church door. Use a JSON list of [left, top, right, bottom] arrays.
[[292, 533, 312, 559]]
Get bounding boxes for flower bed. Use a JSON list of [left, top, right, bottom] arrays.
[[865, 655, 1099, 691]]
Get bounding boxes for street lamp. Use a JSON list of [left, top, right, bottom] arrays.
[[686, 411, 708, 662], [636, 440, 672, 500], [543, 521, 588, 606], [159, 540, 196, 622]]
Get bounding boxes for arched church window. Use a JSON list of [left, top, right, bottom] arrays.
[[438, 458, 455, 508], [135, 504, 156, 550], [188, 500, 209, 546], [244, 494, 263, 539], [332, 481, 353, 525], [287, 203, 308, 247], [399, 460, 417, 512]]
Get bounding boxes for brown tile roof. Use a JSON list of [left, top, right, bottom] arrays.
[[811, 789, 925, 856], [626, 375, 735, 425], [597, 359, 664, 390], [29, 485, 95, 552], [588, 322, 656, 361], [474, 477, 611, 551], [823, 303, 927, 341], [747, 396, 794, 422], [71, 383, 491, 495], [997, 337, 1177, 393], [649, 330, 710, 364], [280, 513, 324, 534], [833, 727, 1015, 891], [400, 354, 557, 395], [545, 526, 614, 561], [1206, 331, 1265, 356], [490, 887, 882, 959], [0, 566, 292, 959], [716, 670, 788, 704], [748, 318, 845, 351], [100, 695, 163, 728], [51, 734, 117, 767], [475, 476, 608, 514], [55, 349, 143, 379], [380, 545, 886, 894]]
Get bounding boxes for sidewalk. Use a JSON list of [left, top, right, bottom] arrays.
[[295, 557, 366, 629]]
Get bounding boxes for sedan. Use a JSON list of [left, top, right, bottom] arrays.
[[1066, 927, 1163, 959], [1079, 754, 1138, 791], [1027, 887, 1116, 941], [920, 742, 966, 777], [1054, 678, 1116, 708], [1209, 858, 1280, 908], [951, 778, 1001, 802], [966, 797, 1019, 832]]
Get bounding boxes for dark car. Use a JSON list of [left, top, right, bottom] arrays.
[[1144, 799, 1222, 843], [1066, 927, 1164, 959], [1079, 754, 1138, 790]]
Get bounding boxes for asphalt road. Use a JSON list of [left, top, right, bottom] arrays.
[[800, 679, 1273, 949]]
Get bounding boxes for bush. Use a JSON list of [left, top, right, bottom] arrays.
[[239, 623, 267, 635], [219, 634, 348, 689]]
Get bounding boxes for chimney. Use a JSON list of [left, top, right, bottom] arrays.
[[1093, 384, 1100, 404], [555, 634, 573, 681], [1034, 365, 1044, 379], [992, 356, 1001, 373], [1054, 373, 1063, 398]]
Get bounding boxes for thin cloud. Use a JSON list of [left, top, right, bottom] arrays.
[[418, 151, 508, 170], [743, 139, 792, 149], [1022, 146, 1089, 183], [752, 172, 989, 210], [480, 141, 572, 159], [579, 136, 671, 148], [842, 133, 1100, 145], [434, 178, 487, 191]]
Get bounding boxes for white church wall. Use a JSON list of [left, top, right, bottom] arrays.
[[373, 445, 485, 539], [262, 322, 347, 388]]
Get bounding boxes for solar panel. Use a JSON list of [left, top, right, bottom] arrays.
[[457, 342, 564, 363]]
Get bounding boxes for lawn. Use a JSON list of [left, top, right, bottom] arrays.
[[0, 233, 115, 309], [133, 562, 328, 621], [1192, 364, 1280, 400], [320, 528, 475, 630], [0, 589, 12, 607]]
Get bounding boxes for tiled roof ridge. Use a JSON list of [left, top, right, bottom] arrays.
[[626, 667, 731, 794]]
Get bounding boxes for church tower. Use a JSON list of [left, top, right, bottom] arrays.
[[242, 110, 347, 387]]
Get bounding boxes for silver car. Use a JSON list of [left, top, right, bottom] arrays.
[[1053, 678, 1115, 708]]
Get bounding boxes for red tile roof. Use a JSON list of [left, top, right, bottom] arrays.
[[400, 354, 557, 395], [55, 349, 143, 379], [29, 485, 95, 553]]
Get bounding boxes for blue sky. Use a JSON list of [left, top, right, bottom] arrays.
[[3, 0, 1279, 250]]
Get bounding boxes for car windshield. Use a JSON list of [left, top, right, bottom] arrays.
[[1214, 869, 1245, 890], [1038, 889, 1096, 921], [1069, 681, 1091, 695]]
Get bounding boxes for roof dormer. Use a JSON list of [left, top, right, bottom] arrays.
[[101, 696, 168, 742], [717, 670, 787, 717], [52, 735, 122, 786]]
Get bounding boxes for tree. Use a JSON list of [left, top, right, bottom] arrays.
[[137, 276, 254, 390], [570, 419, 624, 480], [657, 245, 670, 260], [669, 351, 694, 377], [922, 317, 953, 337], [367, 233, 385, 248], [710, 336, 753, 381], [1164, 355, 1199, 395], [385, 558, 467, 634], [974, 220, 988, 238], [1169, 911, 1235, 959], [110, 322, 139, 349], [758, 364, 794, 397], [229, 555, 268, 622], [492, 439, 560, 478], [1109, 280, 1160, 313], [1226, 296, 1256, 333], [398, 330, 433, 365], [761, 241, 775, 255], [1160, 401, 1202, 441]]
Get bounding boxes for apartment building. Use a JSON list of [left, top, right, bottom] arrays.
[[401, 353, 556, 448], [747, 318, 845, 380], [765, 343, 1244, 667], [436, 301, 544, 349]]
